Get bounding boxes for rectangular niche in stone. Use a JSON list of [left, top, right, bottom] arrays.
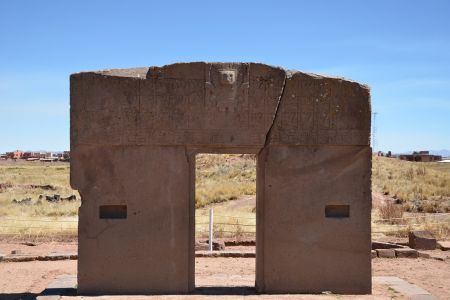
[[325, 205, 350, 218], [99, 205, 127, 219]]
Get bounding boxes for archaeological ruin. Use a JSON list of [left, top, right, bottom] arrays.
[[70, 62, 372, 294]]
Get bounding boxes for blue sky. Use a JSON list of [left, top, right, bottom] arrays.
[[0, 0, 449, 153]]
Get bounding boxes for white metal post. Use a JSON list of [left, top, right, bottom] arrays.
[[209, 208, 214, 251]]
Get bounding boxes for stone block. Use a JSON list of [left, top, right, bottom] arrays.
[[376, 249, 396, 258], [372, 241, 406, 250], [418, 251, 431, 259], [211, 241, 225, 251], [260, 146, 371, 294], [409, 230, 436, 250], [371, 250, 377, 258], [395, 248, 419, 258], [196, 250, 255, 258], [373, 276, 436, 300], [71, 62, 372, 294], [437, 241, 450, 251], [195, 242, 209, 251], [196, 241, 225, 251]]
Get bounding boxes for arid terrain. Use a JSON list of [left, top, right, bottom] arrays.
[[1, 254, 450, 299], [1, 156, 449, 239], [1, 155, 450, 299]]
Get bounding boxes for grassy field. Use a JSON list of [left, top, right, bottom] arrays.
[[372, 156, 450, 213], [1, 155, 449, 239], [196, 201, 256, 239], [0, 161, 79, 237], [195, 154, 256, 208], [0, 161, 79, 218]]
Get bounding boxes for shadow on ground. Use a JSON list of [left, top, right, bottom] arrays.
[[193, 286, 256, 295], [2, 287, 257, 299], [1, 293, 39, 300]]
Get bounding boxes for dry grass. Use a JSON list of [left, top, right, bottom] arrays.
[[378, 202, 404, 224], [196, 211, 256, 240], [2, 155, 449, 239], [372, 210, 450, 240], [0, 161, 79, 236], [195, 154, 257, 239], [0, 161, 80, 218], [372, 156, 450, 238], [0, 216, 77, 237], [372, 156, 450, 213], [195, 154, 256, 208]]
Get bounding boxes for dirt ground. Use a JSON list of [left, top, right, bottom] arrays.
[[0, 241, 77, 256], [0, 260, 76, 299], [1, 255, 449, 299], [373, 257, 450, 299]]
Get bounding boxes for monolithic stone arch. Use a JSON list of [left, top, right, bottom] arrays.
[[70, 62, 372, 295]]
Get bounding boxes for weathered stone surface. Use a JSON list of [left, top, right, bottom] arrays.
[[376, 249, 396, 258], [258, 145, 371, 294], [71, 63, 370, 148], [224, 239, 255, 246], [395, 248, 419, 258], [37, 274, 77, 300], [437, 241, 450, 251], [372, 241, 406, 250], [74, 146, 190, 294], [373, 276, 437, 299], [1, 253, 78, 262], [371, 250, 377, 258], [206, 240, 226, 251], [71, 62, 371, 294], [431, 256, 445, 261], [195, 241, 225, 251], [195, 242, 209, 251], [409, 230, 437, 250], [418, 251, 431, 259], [47, 253, 73, 261], [2, 255, 36, 262]]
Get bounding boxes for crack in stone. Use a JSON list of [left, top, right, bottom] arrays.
[[260, 71, 287, 152], [86, 222, 118, 240], [184, 145, 190, 165]]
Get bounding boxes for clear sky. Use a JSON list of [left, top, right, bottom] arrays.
[[1, 0, 449, 153]]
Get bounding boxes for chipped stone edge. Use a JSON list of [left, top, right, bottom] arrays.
[[69, 62, 370, 90], [70, 62, 371, 149]]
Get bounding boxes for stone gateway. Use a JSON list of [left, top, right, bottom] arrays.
[[70, 62, 372, 295]]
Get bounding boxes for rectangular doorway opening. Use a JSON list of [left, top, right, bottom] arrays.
[[194, 153, 257, 292]]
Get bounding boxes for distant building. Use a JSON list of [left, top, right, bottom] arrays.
[[6, 150, 23, 159], [1, 150, 70, 161], [398, 151, 442, 162], [22, 151, 46, 161], [40, 152, 59, 162]]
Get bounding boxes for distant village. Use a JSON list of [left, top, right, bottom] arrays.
[[376, 150, 444, 162], [0, 150, 70, 162], [1, 149, 446, 163]]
